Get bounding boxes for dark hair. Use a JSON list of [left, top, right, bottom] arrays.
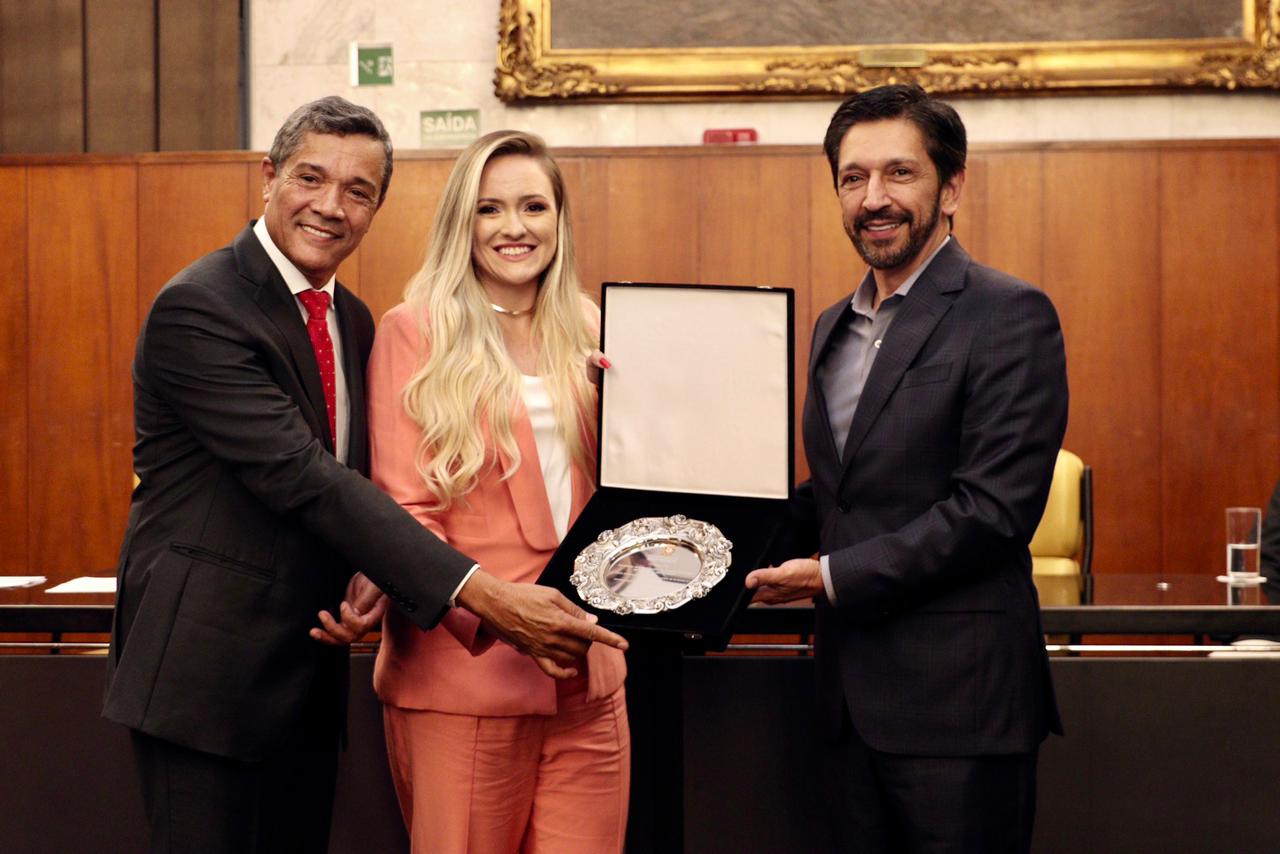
[[823, 84, 966, 189], [268, 96, 394, 206]]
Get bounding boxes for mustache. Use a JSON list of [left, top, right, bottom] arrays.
[[854, 207, 912, 230]]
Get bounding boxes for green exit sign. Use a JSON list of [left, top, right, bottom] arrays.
[[420, 109, 481, 148], [351, 43, 393, 86]]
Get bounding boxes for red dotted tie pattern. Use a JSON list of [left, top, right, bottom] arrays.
[[296, 289, 336, 447]]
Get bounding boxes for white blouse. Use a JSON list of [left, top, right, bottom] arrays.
[[520, 375, 572, 541]]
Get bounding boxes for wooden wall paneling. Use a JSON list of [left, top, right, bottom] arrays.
[[158, 0, 241, 151], [138, 162, 251, 324], [954, 155, 989, 261], [559, 155, 609, 302], [358, 159, 456, 324], [333, 244, 364, 301], [246, 157, 265, 220], [1043, 151, 1163, 574], [84, 0, 155, 152], [4, 140, 1280, 588], [696, 152, 813, 479], [975, 151, 1044, 286], [27, 165, 138, 580], [696, 153, 812, 289], [1160, 148, 1280, 575], [578, 155, 702, 286], [0, 0, 84, 153], [0, 168, 28, 574]]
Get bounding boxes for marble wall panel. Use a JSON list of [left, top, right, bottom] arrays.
[[248, 1, 1280, 151]]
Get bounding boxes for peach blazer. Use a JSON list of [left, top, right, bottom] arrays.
[[368, 301, 625, 716]]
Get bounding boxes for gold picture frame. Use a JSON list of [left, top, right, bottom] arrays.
[[495, 0, 1280, 101]]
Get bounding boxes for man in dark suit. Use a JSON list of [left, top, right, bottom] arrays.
[[1262, 477, 1280, 596], [104, 96, 625, 853], [747, 85, 1067, 853]]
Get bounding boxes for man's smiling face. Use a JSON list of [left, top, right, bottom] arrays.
[[836, 117, 962, 285], [260, 131, 385, 288]]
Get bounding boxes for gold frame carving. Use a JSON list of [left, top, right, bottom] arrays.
[[495, 0, 1280, 101]]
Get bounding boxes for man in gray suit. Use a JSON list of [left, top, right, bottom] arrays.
[[748, 85, 1067, 853], [105, 96, 624, 853]]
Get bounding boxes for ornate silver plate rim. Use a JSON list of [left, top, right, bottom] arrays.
[[571, 515, 733, 615]]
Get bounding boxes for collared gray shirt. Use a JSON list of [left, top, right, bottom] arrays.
[[819, 236, 950, 460], [816, 236, 951, 603]]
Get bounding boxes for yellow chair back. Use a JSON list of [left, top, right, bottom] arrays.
[[1031, 449, 1091, 605]]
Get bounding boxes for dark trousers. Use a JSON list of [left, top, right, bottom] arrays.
[[130, 720, 340, 854], [825, 714, 1038, 854]]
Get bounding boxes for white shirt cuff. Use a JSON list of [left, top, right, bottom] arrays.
[[819, 554, 838, 605], [448, 563, 481, 608]]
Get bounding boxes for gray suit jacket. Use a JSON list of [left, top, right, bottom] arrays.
[[104, 224, 476, 761], [789, 238, 1067, 756]]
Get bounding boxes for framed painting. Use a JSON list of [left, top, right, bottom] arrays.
[[495, 0, 1280, 100]]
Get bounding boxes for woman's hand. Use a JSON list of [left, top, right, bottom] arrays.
[[588, 350, 611, 385]]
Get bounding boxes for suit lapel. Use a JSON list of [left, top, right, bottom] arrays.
[[571, 405, 596, 518], [809, 291, 860, 468], [233, 224, 332, 451], [503, 391, 598, 551], [506, 399, 561, 552], [838, 240, 969, 479], [334, 285, 368, 473]]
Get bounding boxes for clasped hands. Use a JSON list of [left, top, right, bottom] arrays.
[[310, 569, 628, 680], [313, 554, 816, 671], [310, 351, 621, 675]]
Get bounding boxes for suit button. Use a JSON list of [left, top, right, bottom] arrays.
[[837, 501, 850, 513], [403, 601, 417, 613]]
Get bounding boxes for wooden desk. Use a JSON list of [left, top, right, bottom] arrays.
[[4, 575, 1280, 853]]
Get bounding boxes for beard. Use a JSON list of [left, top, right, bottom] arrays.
[[846, 190, 942, 271]]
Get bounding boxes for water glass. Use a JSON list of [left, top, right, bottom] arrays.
[[1225, 507, 1262, 579]]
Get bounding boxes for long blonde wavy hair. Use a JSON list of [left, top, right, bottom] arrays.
[[401, 130, 597, 509]]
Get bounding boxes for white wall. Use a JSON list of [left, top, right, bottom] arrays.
[[249, 0, 1280, 151]]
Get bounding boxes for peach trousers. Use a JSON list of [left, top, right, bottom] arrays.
[[382, 677, 630, 854]]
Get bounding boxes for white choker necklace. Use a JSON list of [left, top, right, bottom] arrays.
[[490, 302, 533, 317]]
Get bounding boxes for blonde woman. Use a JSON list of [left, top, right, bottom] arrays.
[[367, 130, 628, 853]]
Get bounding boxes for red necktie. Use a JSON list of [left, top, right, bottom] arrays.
[[297, 289, 336, 447]]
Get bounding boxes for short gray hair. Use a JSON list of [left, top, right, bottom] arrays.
[[267, 96, 394, 206]]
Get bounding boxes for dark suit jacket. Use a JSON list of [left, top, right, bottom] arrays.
[[789, 238, 1067, 757], [104, 224, 476, 761], [1262, 477, 1280, 586]]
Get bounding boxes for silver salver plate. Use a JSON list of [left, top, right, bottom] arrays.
[[570, 515, 733, 615]]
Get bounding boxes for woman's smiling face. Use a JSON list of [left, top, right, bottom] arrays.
[[471, 154, 559, 298]]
